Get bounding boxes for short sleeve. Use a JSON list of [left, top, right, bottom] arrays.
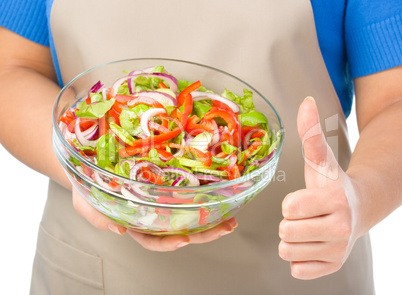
[[345, 1, 402, 78], [0, 0, 49, 46]]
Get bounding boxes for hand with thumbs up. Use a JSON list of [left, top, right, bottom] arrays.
[[279, 97, 362, 279]]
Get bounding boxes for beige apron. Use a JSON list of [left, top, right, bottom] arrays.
[[31, 0, 375, 294]]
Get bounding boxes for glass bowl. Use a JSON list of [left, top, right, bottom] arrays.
[[52, 58, 284, 235]]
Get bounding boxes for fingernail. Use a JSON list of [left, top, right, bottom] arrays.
[[176, 242, 190, 248], [220, 229, 233, 237], [108, 223, 124, 235], [304, 96, 316, 103]]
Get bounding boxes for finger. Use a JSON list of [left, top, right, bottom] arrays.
[[290, 261, 342, 280], [278, 241, 346, 263], [189, 217, 237, 244], [279, 215, 336, 242], [127, 230, 190, 252], [297, 97, 338, 186], [297, 97, 328, 166], [72, 188, 126, 235], [282, 188, 337, 220]]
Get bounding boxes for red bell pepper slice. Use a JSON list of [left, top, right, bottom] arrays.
[[204, 108, 239, 131], [156, 148, 174, 161], [185, 115, 205, 135], [115, 94, 132, 105], [185, 115, 217, 138], [149, 122, 169, 134], [119, 127, 181, 157], [127, 96, 164, 109], [156, 113, 170, 129], [79, 119, 96, 131], [250, 129, 266, 139], [140, 167, 164, 185], [173, 94, 193, 128], [166, 142, 212, 166], [107, 87, 115, 100], [240, 140, 261, 165], [66, 118, 96, 134], [177, 80, 201, 105], [158, 81, 168, 89], [98, 115, 108, 137], [60, 110, 75, 126], [108, 105, 121, 125], [204, 108, 241, 146], [199, 207, 209, 225], [212, 100, 235, 113], [108, 180, 120, 189], [156, 196, 194, 204], [173, 81, 201, 128]]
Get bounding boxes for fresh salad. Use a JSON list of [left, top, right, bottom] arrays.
[[60, 65, 280, 196], [58, 65, 282, 233]]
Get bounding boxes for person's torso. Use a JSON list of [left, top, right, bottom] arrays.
[[35, 1, 375, 294]]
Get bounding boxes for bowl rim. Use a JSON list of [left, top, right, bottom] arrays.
[[52, 57, 285, 208]]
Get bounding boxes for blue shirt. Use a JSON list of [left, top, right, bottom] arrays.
[[0, 0, 401, 117]]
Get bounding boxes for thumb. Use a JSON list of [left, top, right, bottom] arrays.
[[297, 97, 339, 187]]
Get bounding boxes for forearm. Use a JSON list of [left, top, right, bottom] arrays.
[[347, 100, 402, 236], [0, 66, 71, 190]]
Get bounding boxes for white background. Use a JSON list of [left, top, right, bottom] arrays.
[[0, 101, 401, 294]]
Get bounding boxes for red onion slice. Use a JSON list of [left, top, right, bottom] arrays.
[[102, 88, 107, 101], [112, 73, 178, 95], [128, 184, 159, 201], [127, 67, 158, 93], [208, 119, 220, 146], [137, 91, 177, 107], [127, 78, 134, 94], [243, 129, 261, 150], [140, 108, 167, 137], [88, 80, 103, 97], [258, 149, 276, 166], [149, 122, 170, 134], [121, 186, 144, 202], [130, 161, 166, 181], [120, 159, 135, 169], [60, 122, 75, 142], [129, 67, 155, 75], [196, 175, 222, 182], [228, 155, 237, 171], [74, 118, 99, 148], [172, 176, 185, 186], [93, 171, 121, 192], [191, 91, 240, 113], [172, 138, 186, 158], [162, 167, 200, 186]]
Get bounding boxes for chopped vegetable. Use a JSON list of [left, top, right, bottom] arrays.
[[60, 65, 279, 188]]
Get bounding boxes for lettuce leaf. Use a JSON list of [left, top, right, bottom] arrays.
[[178, 80, 208, 93], [117, 82, 130, 95], [75, 98, 115, 119], [90, 92, 103, 103], [193, 101, 212, 118], [119, 108, 144, 136], [96, 134, 118, 168], [222, 88, 254, 114], [238, 111, 268, 126], [109, 122, 135, 146], [221, 141, 238, 155], [114, 160, 131, 178], [72, 139, 96, 151]]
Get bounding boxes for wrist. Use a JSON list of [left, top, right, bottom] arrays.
[[346, 164, 399, 237]]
